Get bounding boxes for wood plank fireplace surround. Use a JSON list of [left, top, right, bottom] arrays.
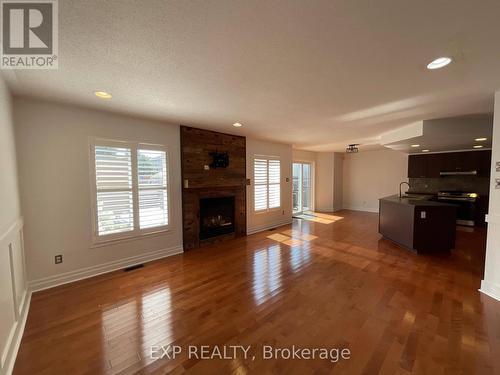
[[180, 126, 247, 249]]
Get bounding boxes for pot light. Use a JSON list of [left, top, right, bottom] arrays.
[[475, 137, 487, 142], [427, 57, 452, 70], [422, 149, 430, 152], [232, 122, 242, 127], [473, 145, 483, 149], [94, 91, 112, 99], [411, 144, 420, 148]]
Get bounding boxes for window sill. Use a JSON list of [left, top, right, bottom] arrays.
[[254, 207, 282, 215], [90, 227, 170, 249]]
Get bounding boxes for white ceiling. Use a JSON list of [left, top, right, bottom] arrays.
[[384, 114, 493, 153], [3, 0, 500, 152]]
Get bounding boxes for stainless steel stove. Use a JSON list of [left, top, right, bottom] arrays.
[[437, 191, 478, 226]]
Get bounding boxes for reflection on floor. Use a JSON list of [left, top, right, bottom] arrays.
[[13, 210, 499, 375], [294, 211, 344, 224]]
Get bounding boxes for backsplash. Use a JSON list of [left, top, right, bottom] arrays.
[[409, 177, 490, 196]]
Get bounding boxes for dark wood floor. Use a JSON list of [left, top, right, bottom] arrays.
[[14, 210, 500, 375]]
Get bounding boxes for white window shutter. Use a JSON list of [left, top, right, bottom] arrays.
[[268, 159, 280, 208], [94, 146, 134, 235], [138, 149, 169, 229], [254, 158, 268, 211], [254, 157, 280, 211]]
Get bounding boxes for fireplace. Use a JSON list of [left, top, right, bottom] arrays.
[[199, 196, 235, 240], [181, 126, 246, 249]]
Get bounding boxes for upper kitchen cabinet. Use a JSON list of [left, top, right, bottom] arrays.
[[408, 154, 428, 178], [408, 150, 491, 178]]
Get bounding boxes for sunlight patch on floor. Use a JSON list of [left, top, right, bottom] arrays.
[[267, 229, 317, 246], [294, 212, 344, 224]]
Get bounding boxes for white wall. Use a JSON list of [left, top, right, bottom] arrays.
[[0, 77, 28, 375], [247, 139, 293, 234], [292, 149, 316, 164], [292, 150, 343, 213], [343, 149, 408, 213], [315, 153, 335, 212], [333, 153, 343, 211], [481, 91, 500, 301], [14, 98, 183, 289]]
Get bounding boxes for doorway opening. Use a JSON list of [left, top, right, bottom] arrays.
[[293, 162, 313, 215]]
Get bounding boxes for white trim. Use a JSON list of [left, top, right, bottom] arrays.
[[29, 245, 183, 292], [0, 217, 23, 244], [485, 213, 500, 225], [292, 161, 315, 214], [479, 280, 500, 302], [252, 155, 282, 212], [342, 205, 379, 213], [88, 227, 171, 249], [89, 137, 172, 244], [2, 289, 31, 375], [247, 219, 292, 235]]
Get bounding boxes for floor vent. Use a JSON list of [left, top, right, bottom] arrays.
[[124, 264, 144, 272], [268, 227, 277, 231]]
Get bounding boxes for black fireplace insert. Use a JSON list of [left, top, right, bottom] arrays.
[[199, 196, 235, 240]]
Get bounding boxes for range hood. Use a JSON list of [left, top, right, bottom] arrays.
[[439, 170, 477, 176]]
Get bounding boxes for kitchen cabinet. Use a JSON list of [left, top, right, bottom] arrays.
[[379, 196, 457, 253], [408, 154, 428, 178], [408, 150, 491, 178]]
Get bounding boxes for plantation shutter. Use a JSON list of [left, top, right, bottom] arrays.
[[138, 149, 169, 229], [254, 157, 281, 211], [94, 146, 134, 235], [268, 159, 280, 208], [254, 158, 268, 211]]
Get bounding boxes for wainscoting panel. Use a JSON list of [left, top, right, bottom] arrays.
[[0, 218, 30, 375]]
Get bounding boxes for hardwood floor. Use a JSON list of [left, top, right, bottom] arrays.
[[14, 210, 500, 375]]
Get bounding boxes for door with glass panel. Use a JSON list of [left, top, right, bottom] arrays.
[[292, 162, 312, 214]]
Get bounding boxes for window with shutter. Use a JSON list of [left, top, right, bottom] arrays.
[[91, 139, 170, 243], [94, 145, 134, 236], [253, 157, 281, 211], [138, 149, 169, 229]]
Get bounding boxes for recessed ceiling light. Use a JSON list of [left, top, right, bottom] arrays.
[[473, 145, 483, 149], [232, 122, 242, 127], [475, 137, 487, 141], [422, 149, 430, 152], [94, 91, 112, 99], [427, 57, 452, 70], [411, 144, 420, 148]]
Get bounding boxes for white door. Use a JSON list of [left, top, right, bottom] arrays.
[[293, 162, 312, 214]]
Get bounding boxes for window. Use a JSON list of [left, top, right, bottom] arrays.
[[91, 139, 169, 242], [254, 157, 281, 211]]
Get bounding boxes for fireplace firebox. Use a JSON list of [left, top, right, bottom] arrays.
[[199, 196, 235, 240]]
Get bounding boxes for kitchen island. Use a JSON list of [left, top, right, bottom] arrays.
[[379, 195, 457, 253]]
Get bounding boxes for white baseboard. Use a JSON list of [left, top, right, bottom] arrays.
[[342, 205, 379, 213], [480, 280, 500, 302], [247, 219, 292, 235], [29, 245, 183, 292], [2, 289, 31, 375], [315, 206, 334, 213]]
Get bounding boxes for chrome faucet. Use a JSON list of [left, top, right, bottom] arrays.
[[399, 182, 411, 198]]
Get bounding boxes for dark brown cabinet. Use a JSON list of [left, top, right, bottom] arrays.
[[379, 197, 457, 253], [408, 154, 428, 178], [408, 150, 491, 178]]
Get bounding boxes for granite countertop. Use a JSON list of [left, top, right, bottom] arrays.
[[380, 195, 457, 207]]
